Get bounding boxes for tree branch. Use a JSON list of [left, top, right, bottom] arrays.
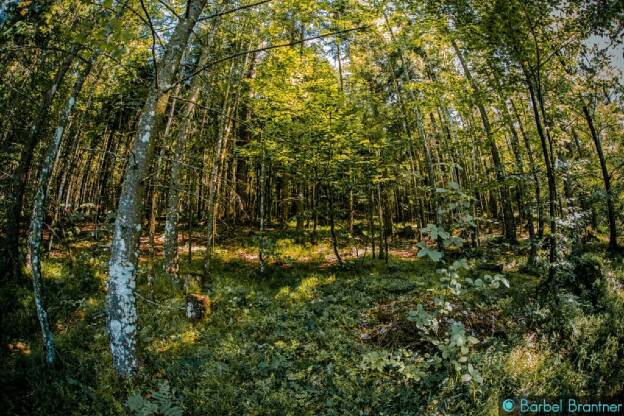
[[139, 0, 159, 89], [197, 0, 272, 22], [171, 25, 369, 90]]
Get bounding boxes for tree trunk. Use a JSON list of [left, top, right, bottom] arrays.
[[281, 172, 290, 228], [524, 69, 557, 283], [296, 184, 304, 231], [106, 0, 207, 378], [368, 188, 376, 259], [503, 99, 537, 266], [203, 49, 247, 272], [452, 40, 516, 243], [582, 104, 618, 252], [328, 186, 343, 265], [164, 43, 214, 276], [2, 48, 77, 280], [28, 62, 89, 365], [258, 151, 267, 273], [510, 98, 544, 238]]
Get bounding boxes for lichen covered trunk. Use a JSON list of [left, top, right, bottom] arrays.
[[28, 64, 88, 364], [106, 0, 207, 378]]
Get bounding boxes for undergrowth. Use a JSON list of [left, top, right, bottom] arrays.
[[1, 228, 623, 415]]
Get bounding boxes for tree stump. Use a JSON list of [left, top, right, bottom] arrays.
[[186, 294, 210, 321]]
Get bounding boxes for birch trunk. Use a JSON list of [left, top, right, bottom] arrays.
[[2, 48, 77, 280], [106, 0, 207, 378], [28, 64, 89, 365]]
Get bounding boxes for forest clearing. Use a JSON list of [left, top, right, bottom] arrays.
[[1, 0, 624, 414]]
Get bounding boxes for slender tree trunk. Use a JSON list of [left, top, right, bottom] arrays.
[[187, 172, 194, 264], [368, 188, 376, 259], [28, 63, 89, 364], [164, 45, 213, 275], [452, 40, 516, 243], [510, 98, 544, 238], [258, 151, 267, 273], [378, 184, 389, 263], [582, 104, 618, 252], [203, 50, 247, 272], [148, 94, 177, 283], [348, 188, 354, 233], [377, 184, 385, 261], [503, 99, 537, 265], [2, 48, 77, 280], [524, 69, 557, 283], [312, 181, 318, 243], [328, 186, 342, 265], [106, 0, 207, 378], [281, 172, 290, 228], [296, 183, 304, 231]]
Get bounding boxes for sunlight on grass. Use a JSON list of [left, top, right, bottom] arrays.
[[275, 274, 336, 302], [72, 240, 96, 249], [505, 342, 546, 379], [151, 322, 199, 353], [41, 261, 64, 280], [6, 341, 31, 356], [7, 225, 624, 415], [501, 336, 581, 396]]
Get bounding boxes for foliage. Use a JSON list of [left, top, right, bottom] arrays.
[[126, 381, 184, 416], [1, 0, 623, 413], [1, 229, 624, 414]]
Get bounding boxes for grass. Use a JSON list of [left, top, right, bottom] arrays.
[[1, 225, 623, 415]]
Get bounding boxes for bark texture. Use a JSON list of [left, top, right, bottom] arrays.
[[106, 0, 207, 378]]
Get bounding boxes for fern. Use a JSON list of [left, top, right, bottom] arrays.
[[125, 381, 184, 416]]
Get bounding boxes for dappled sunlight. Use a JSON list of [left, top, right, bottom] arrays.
[[388, 249, 417, 259], [153, 328, 201, 353], [275, 274, 336, 303], [505, 338, 546, 381], [71, 240, 98, 250], [2, 0, 623, 411], [6, 341, 31, 356], [40, 261, 65, 280], [5, 224, 624, 414]]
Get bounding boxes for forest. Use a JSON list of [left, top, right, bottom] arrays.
[[1, 0, 623, 414]]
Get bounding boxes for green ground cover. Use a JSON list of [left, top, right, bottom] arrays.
[[2, 227, 623, 415]]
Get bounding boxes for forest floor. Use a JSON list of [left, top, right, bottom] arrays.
[[2, 224, 624, 415]]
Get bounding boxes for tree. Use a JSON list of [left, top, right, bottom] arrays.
[[106, 0, 208, 378]]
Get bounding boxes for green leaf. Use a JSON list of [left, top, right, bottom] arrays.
[[451, 259, 469, 270], [416, 244, 443, 262], [126, 394, 145, 412]]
